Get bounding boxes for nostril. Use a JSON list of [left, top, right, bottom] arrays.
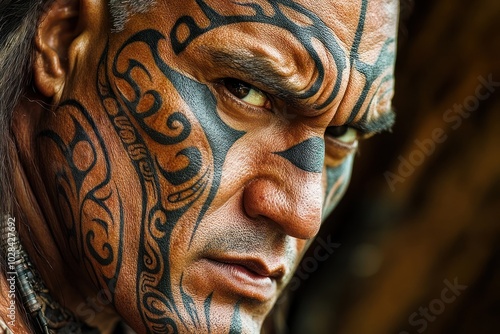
[[242, 178, 323, 240]]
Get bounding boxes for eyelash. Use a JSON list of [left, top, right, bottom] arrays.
[[215, 78, 361, 157], [215, 79, 273, 114]]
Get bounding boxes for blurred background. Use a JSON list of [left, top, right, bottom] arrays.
[[266, 0, 500, 333]]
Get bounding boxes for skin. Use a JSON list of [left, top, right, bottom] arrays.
[[1, 0, 398, 333]]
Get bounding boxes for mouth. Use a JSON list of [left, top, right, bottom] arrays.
[[198, 256, 285, 302]]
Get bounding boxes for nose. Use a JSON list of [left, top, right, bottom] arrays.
[[242, 173, 324, 240]]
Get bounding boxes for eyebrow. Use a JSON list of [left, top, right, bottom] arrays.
[[350, 107, 396, 134], [205, 48, 311, 107], [204, 47, 396, 133]]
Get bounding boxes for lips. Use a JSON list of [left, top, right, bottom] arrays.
[[197, 255, 285, 302]]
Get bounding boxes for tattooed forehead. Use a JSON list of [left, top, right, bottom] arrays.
[[163, 0, 398, 124]]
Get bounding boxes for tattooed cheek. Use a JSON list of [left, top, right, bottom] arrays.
[[36, 101, 125, 298], [323, 154, 354, 217]]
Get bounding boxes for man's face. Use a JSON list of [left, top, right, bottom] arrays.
[[34, 0, 397, 332]]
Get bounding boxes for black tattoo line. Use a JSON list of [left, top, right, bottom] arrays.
[[39, 100, 124, 300], [348, 0, 396, 122], [274, 137, 325, 173], [171, 0, 347, 109], [229, 301, 242, 334]]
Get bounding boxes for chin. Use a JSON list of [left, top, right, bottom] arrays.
[[204, 301, 268, 334]]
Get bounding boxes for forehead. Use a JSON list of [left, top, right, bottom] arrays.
[[154, 0, 399, 52], [126, 0, 398, 123]]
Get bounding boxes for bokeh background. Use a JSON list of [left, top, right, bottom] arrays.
[[266, 0, 500, 333]]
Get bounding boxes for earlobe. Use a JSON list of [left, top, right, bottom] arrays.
[[33, 0, 81, 100]]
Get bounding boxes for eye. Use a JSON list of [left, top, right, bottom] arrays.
[[222, 78, 271, 109], [325, 125, 358, 144]]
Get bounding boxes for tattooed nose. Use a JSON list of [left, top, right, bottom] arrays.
[[274, 137, 325, 173]]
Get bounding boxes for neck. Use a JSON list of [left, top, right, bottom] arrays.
[[0, 99, 119, 333]]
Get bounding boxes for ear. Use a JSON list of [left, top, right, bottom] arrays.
[[33, 0, 80, 100], [33, 0, 109, 102]]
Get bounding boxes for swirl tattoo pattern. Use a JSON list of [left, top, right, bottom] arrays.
[[97, 28, 245, 332], [39, 100, 124, 301]]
